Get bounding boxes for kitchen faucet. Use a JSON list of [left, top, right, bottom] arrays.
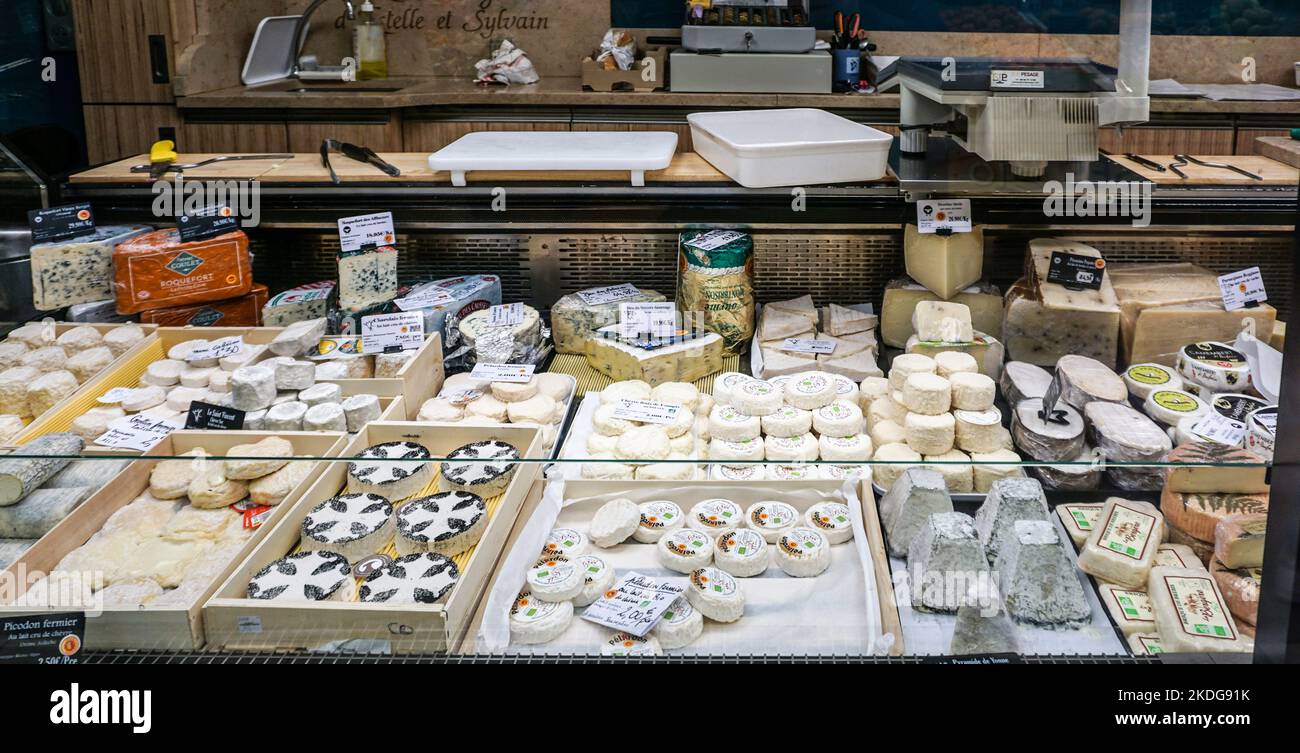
[[288, 0, 357, 79]]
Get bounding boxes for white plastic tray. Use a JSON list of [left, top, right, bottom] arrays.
[[688, 108, 893, 188], [427, 132, 679, 186]]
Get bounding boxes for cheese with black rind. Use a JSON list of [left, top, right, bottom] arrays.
[[395, 490, 487, 557], [973, 476, 1049, 563], [908, 511, 987, 613], [1210, 559, 1259, 626], [246, 550, 352, 602], [1033, 449, 1103, 492], [0, 433, 83, 506], [1077, 497, 1164, 589], [439, 440, 519, 496], [1164, 442, 1268, 494], [879, 468, 953, 558], [301, 492, 395, 562], [348, 441, 433, 500], [0, 485, 95, 538], [1147, 566, 1248, 653], [1084, 402, 1171, 491], [360, 552, 458, 604]]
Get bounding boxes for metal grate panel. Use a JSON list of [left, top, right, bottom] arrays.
[[555, 234, 680, 299], [752, 233, 903, 306]]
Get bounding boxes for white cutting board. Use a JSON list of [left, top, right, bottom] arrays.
[[427, 131, 678, 186]]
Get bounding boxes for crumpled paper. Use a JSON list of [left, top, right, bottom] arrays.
[[474, 40, 540, 85], [596, 29, 636, 71]]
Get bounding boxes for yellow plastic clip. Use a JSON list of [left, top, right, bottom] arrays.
[[149, 139, 178, 163]]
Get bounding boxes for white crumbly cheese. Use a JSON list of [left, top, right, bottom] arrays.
[[760, 405, 812, 438], [783, 371, 838, 410], [810, 399, 862, 437], [342, 394, 382, 432], [1077, 497, 1164, 589], [902, 373, 951, 416], [921, 449, 974, 493], [651, 381, 699, 411], [573, 554, 615, 607], [601, 380, 653, 405], [21, 345, 69, 374], [119, 384, 167, 412], [873, 442, 922, 489], [298, 382, 343, 406], [972, 451, 1025, 492], [686, 498, 744, 538], [271, 318, 328, 358], [905, 412, 955, 455], [271, 358, 315, 391], [527, 554, 586, 601], [934, 350, 979, 378], [614, 425, 671, 462], [954, 409, 1003, 454], [888, 353, 936, 393], [55, 326, 103, 353], [0, 366, 39, 415], [912, 300, 974, 343], [220, 343, 266, 371], [744, 501, 800, 543], [304, 402, 347, 431], [164, 386, 206, 413], [179, 365, 217, 388], [465, 393, 508, 421], [26, 370, 78, 416], [764, 432, 819, 462], [685, 566, 745, 622], [374, 351, 413, 379], [820, 433, 873, 462], [949, 372, 995, 411], [859, 376, 890, 406], [635, 456, 697, 481], [230, 365, 276, 411], [805, 501, 854, 544], [866, 396, 907, 430], [711, 372, 752, 407], [653, 595, 703, 648], [535, 373, 573, 403]]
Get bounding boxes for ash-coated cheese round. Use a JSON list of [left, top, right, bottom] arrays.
[[783, 371, 838, 410], [491, 377, 538, 403], [651, 381, 700, 411], [688, 498, 744, 537], [633, 500, 684, 543], [714, 528, 769, 577], [813, 399, 864, 437], [922, 449, 975, 493], [872, 442, 923, 489], [761, 405, 813, 438], [709, 463, 766, 481], [1177, 342, 1251, 393], [301, 492, 395, 563], [764, 432, 819, 462], [601, 632, 663, 657], [1123, 363, 1183, 399], [342, 393, 382, 432], [360, 552, 458, 604], [614, 425, 671, 463], [573, 554, 615, 606], [869, 419, 906, 448], [744, 500, 800, 543], [711, 372, 753, 407], [805, 501, 855, 544], [709, 404, 761, 442], [144, 359, 184, 386], [271, 358, 315, 391], [348, 441, 433, 500], [902, 373, 951, 416], [510, 592, 573, 645], [1053, 354, 1127, 409], [775, 527, 831, 577], [1246, 406, 1276, 461], [1000, 361, 1053, 405], [819, 433, 873, 462], [859, 376, 891, 406], [685, 567, 745, 623], [298, 382, 343, 406], [950, 372, 996, 411], [591, 402, 636, 436], [1011, 398, 1083, 461], [888, 353, 936, 393], [934, 350, 978, 378], [708, 437, 764, 463], [905, 412, 956, 455], [395, 490, 487, 557], [732, 379, 784, 416], [653, 595, 703, 649], [247, 550, 353, 602], [600, 379, 652, 405], [440, 440, 519, 496], [589, 498, 641, 547], [657, 528, 714, 573], [543, 527, 589, 558], [527, 554, 586, 601], [954, 408, 1005, 454], [1144, 389, 1208, 426]]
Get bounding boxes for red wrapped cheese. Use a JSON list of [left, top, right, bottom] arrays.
[[113, 228, 253, 314], [137, 284, 269, 326]]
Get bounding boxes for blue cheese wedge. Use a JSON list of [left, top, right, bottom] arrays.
[[30, 225, 150, 311], [246, 550, 353, 601], [360, 552, 458, 604], [337, 245, 398, 312], [348, 441, 433, 501]]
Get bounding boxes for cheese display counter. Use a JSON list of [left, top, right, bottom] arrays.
[[0, 124, 1296, 664]]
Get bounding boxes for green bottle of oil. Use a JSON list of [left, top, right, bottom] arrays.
[[353, 1, 387, 80]]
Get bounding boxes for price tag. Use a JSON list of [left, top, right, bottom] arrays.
[[781, 338, 836, 355], [441, 388, 484, 405], [184, 401, 246, 430], [683, 229, 746, 252], [94, 415, 183, 452], [488, 302, 524, 327], [580, 572, 685, 637], [620, 302, 677, 338], [360, 312, 424, 354], [177, 205, 239, 242], [1218, 267, 1267, 311], [1189, 413, 1247, 446], [611, 399, 683, 425], [393, 285, 454, 311], [0, 612, 85, 664], [1046, 251, 1106, 291], [186, 335, 243, 362], [575, 283, 641, 305], [27, 203, 95, 244], [337, 211, 396, 252], [916, 199, 972, 234], [990, 69, 1044, 89], [470, 363, 535, 383]]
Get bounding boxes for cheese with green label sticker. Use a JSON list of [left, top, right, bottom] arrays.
[[1077, 497, 1163, 589], [1148, 567, 1249, 653], [1055, 502, 1104, 547], [1098, 583, 1156, 635]]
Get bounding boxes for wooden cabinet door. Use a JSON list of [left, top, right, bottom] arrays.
[[83, 104, 179, 164], [72, 0, 174, 103]]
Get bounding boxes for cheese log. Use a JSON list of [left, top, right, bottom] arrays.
[[1214, 514, 1266, 569], [1159, 485, 1268, 543], [1164, 443, 1268, 494], [270, 318, 328, 358], [881, 278, 1003, 349], [1147, 566, 1249, 653], [137, 284, 269, 326], [29, 225, 150, 310], [903, 224, 984, 299], [1077, 497, 1164, 589], [112, 228, 253, 314], [0, 486, 95, 538], [262, 281, 336, 327], [1003, 281, 1119, 369], [337, 245, 398, 312], [585, 332, 724, 386], [1210, 559, 1259, 626], [0, 433, 84, 505]]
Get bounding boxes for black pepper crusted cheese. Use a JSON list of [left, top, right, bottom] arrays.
[[439, 440, 520, 488], [360, 552, 459, 604], [397, 491, 486, 543], [246, 550, 350, 601], [301, 492, 394, 545]]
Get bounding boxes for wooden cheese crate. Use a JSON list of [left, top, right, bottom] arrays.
[[0, 430, 346, 650], [203, 421, 544, 654], [460, 477, 904, 656], [332, 332, 445, 419]]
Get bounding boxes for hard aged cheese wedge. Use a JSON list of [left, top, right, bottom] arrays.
[[903, 224, 984, 299], [1214, 514, 1266, 570], [1159, 486, 1268, 543], [1076, 497, 1164, 589], [1210, 559, 1260, 626], [881, 278, 1003, 349], [1164, 443, 1268, 494], [1146, 566, 1250, 653]]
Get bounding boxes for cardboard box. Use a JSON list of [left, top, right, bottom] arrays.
[[581, 47, 667, 92]]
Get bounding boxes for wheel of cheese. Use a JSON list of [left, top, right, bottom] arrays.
[[767, 464, 820, 481], [633, 500, 684, 543], [527, 554, 585, 601], [869, 419, 906, 448], [657, 528, 713, 573], [509, 593, 573, 645], [783, 371, 837, 410], [144, 359, 184, 387], [1176, 342, 1251, 393], [970, 449, 1025, 493], [714, 528, 770, 577], [732, 379, 784, 416], [711, 372, 753, 407], [581, 454, 635, 480], [1245, 406, 1276, 460], [491, 377, 538, 403], [819, 433, 873, 462], [1123, 363, 1183, 399], [804, 501, 855, 544], [1208, 392, 1269, 423], [764, 432, 819, 462], [744, 500, 800, 543], [866, 396, 907, 430], [774, 527, 831, 577], [905, 412, 955, 455], [685, 567, 744, 622], [304, 402, 347, 432], [506, 393, 558, 425], [465, 393, 509, 422], [921, 448, 974, 493], [888, 353, 936, 393], [534, 372, 573, 403], [950, 372, 995, 411], [573, 555, 615, 607], [709, 464, 766, 481], [761, 405, 813, 438], [1143, 389, 1208, 426], [709, 404, 761, 442], [1000, 361, 1052, 405], [708, 437, 764, 463], [934, 350, 978, 378], [164, 386, 207, 413], [1011, 398, 1084, 461], [813, 399, 864, 437], [650, 381, 700, 411], [652, 596, 703, 649], [635, 455, 698, 481], [341, 394, 382, 432], [687, 498, 744, 537], [955, 408, 1005, 454], [858, 376, 890, 407], [1053, 355, 1127, 410], [902, 373, 951, 416], [600, 379, 652, 405], [299, 382, 344, 406], [614, 425, 671, 463], [591, 403, 636, 436], [65, 347, 114, 383]]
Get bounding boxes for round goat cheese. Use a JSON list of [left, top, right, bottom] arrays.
[[709, 404, 761, 442], [301, 492, 395, 563], [632, 500, 684, 543], [732, 379, 784, 416], [573, 554, 615, 607], [775, 527, 831, 577], [247, 550, 353, 602], [762, 405, 813, 438], [348, 441, 433, 501], [805, 502, 855, 544], [652, 595, 703, 649], [589, 498, 640, 548], [543, 527, 589, 558], [745, 501, 800, 543], [527, 554, 585, 601], [685, 567, 744, 623], [601, 632, 662, 657], [360, 552, 458, 604], [688, 498, 744, 537], [813, 399, 864, 437], [1144, 389, 1208, 426], [714, 528, 770, 577], [657, 528, 713, 573], [439, 440, 519, 496], [509, 592, 573, 645], [395, 490, 487, 557], [783, 371, 838, 410]]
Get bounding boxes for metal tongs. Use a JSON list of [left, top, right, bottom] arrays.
[[320, 138, 401, 184], [1170, 154, 1263, 181]]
